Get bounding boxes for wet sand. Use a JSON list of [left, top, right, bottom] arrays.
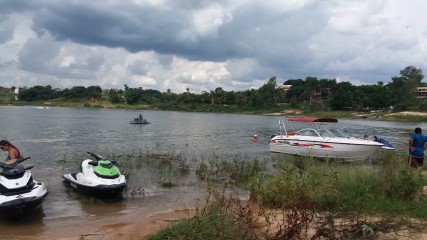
[[9, 208, 196, 240], [60, 208, 195, 240]]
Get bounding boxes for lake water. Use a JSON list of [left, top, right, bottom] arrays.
[[0, 106, 420, 238]]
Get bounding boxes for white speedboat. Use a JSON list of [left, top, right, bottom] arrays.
[[269, 116, 387, 161]]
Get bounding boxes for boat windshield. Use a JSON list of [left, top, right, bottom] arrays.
[[297, 129, 320, 137], [297, 128, 339, 138], [332, 129, 352, 138], [317, 129, 337, 138]]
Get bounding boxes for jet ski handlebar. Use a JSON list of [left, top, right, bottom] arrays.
[[87, 152, 103, 160], [86, 152, 118, 165], [0, 156, 31, 168]]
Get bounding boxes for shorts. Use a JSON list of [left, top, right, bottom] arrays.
[[408, 155, 424, 168]]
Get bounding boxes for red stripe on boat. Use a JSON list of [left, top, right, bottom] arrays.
[[288, 117, 338, 123]]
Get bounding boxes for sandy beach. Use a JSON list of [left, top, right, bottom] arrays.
[[14, 208, 197, 240], [387, 111, 427, 116]]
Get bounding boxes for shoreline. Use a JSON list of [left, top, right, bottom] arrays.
[[2, 104, 427, 120], [12, 208, 196, 240], [0, 102, 427, 119]]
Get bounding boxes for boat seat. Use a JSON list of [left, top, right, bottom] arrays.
[[286, 132, 297, 136]]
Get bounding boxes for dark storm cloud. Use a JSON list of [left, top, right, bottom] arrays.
[[1, 0, 334, 84], [129, 61, 149, 76], [25, 1, 324, 67], [18, 37, 101, 80], [86, 53, 105, 70], [1, 0, 427, 92], [18, 38, 60, 73], [30, 2, 226, 58], [0, 15, 15, 43]]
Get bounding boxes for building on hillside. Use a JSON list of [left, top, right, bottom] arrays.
[[314, 88, 332, 98], [14, 88, 19, 100], [417, 87, 427, 98], [0, 86, 13, 94], [277, 85, 292, 91]]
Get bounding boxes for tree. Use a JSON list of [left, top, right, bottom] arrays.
[[258, 76, 277, 107], [399, 65, 424, 84], [108, 89, 123, 104], [64, 86, 87, 100], [303, 77, 319, 110], [86, 86, 102, 100], [388, 66, 424, 108], [329, 82, 355, 110], [18, 85, 58, 101], [125, 87, 143, 104], [214, 87, 225, 104], [284, 79, 305, 107]]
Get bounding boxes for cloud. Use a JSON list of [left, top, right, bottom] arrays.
[[0, 0, 427, 93]]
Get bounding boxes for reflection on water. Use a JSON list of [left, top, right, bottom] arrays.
[[0, 106, 416, 237], [0, 208, 46, 238]]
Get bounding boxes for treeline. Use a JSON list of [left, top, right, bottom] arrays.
[[15, 65, 427, 112]]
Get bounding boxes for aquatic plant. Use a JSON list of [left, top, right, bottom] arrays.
[[148, 151, 427, 239], [195, 153, 264, 185]]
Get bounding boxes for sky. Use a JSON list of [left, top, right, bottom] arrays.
[[0, 0, 426, 93]]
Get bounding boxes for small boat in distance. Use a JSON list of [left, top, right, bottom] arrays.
[[130, 118, 150, 124], [130, 114, 150, 124], [269, 116, 391, 161], [34, 106, 50, 109]]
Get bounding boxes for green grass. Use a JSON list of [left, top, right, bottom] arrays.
[[252, 154, 425, 216], [59, 150, 427, 238], [145, 203, 255, 240], [147, 151, 427, 239]]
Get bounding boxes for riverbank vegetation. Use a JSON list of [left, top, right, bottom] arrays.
[[141, 150, 427, 239], [1, 66, 427, 120], [54, 147, 427, 238]]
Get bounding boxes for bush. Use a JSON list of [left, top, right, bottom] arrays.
[[145, 203, 251, 240]]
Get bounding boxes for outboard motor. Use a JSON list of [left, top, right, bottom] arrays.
[[374, 136, 395, 150]]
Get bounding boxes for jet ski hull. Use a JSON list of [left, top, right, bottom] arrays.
[[63, 173, 127, 197], [129, 121, 150, 124], [0, 182, 48, 217], [63, 154, 127, 197]]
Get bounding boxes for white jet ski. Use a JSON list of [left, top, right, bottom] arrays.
[[0, 157, 48, 218], [62, 152, 127, 197]]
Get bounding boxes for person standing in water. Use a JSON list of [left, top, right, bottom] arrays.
[[408, 127, 427, 168]]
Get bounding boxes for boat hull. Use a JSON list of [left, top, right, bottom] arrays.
[[270, 136, 383, 161], [130, 119, 150, 124]]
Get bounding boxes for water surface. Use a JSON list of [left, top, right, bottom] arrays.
[[0, 106, 417, 238]]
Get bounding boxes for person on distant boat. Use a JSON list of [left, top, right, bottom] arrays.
[[0, 140, 23, 162], [251, 135, 258, 143], [408, 127, 427, 168]]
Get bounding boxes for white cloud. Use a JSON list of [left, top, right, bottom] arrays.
[[188, 3, 232, 40], [131, 75, 157, 86], [0, 0, 427, 93]]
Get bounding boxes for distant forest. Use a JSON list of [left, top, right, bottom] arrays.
[[7, 65, 427, 112]]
